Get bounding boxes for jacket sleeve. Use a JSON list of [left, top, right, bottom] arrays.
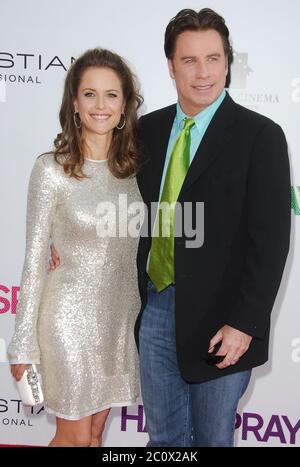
[[226, 122, 291, 338], [7, 155, 57, 363]]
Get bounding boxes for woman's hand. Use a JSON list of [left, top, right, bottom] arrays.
[[10, 364, 30, 381]]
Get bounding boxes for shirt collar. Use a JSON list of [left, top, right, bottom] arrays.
[[175, 89, 226, 133]]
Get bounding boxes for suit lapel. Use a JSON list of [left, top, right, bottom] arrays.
[[147, 105, 176, 204], [180, 93, 237, 195]]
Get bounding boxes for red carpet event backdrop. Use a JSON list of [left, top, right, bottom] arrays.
[[0, 0, 299, 447]]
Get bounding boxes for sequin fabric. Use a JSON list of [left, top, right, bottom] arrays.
[[8, 153, 142, 420]]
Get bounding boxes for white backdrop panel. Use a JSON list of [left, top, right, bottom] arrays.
[[0, 0, 299, 447]]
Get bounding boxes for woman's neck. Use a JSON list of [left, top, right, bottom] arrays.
[[83, 131, 112, 161]]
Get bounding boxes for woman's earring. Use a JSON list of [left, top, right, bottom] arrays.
[[73, 111, 81, 129], [116, 113, 126, 130]]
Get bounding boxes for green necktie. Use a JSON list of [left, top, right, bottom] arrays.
[[148, 118, 195, 292]]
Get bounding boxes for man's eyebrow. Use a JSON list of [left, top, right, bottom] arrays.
[[181, 55, 196, 60], [180, 53, 222, 60]]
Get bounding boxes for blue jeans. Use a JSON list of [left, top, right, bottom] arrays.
[[139, 281, 251, 447]]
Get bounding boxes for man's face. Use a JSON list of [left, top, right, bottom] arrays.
[[168, 29, 228, 116]]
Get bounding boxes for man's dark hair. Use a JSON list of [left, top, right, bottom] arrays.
[[164, 8, 233, 67]]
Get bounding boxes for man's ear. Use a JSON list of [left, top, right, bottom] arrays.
[[225, 56, 229, 76], [168, 59, 175, 79]]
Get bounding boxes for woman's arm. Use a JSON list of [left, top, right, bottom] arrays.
[[7, 155, 57, 364]]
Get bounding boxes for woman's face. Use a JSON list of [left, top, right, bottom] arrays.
[[74, 66, 124, 138]]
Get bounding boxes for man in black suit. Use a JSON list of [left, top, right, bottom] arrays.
[[135, 8, 291, 446]]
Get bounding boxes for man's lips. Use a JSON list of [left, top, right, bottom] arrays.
[[192, 84, 213, 91]]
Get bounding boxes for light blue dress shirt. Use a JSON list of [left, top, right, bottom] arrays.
[[158, 89, 226, 200]]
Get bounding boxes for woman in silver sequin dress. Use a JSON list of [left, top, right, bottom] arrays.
[[8, 48, 143, 446]]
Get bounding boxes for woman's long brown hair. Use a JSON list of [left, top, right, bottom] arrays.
[[54, 48, 143, 179]]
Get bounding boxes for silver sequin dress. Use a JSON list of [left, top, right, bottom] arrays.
[[8, 153, 142, 420]]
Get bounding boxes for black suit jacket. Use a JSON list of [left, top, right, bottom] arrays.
[[135, 93, 291, 383]]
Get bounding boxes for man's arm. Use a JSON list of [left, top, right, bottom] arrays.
[[226, 122, 291, 337], [208, 121, 291, 368]]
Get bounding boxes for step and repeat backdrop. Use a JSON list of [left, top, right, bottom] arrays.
[[0, 0, 299, 447]]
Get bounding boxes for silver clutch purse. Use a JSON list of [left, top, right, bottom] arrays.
[[17, 364, 44, 406]]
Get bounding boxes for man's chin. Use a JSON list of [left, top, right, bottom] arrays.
[[189, 96, 214, 113]]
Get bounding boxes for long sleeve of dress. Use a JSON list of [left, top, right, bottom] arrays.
[[7, 155, 57, 364]]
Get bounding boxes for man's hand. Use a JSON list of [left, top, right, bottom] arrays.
[[208, 325, 252, 369], [48, 244, 60, 272]]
